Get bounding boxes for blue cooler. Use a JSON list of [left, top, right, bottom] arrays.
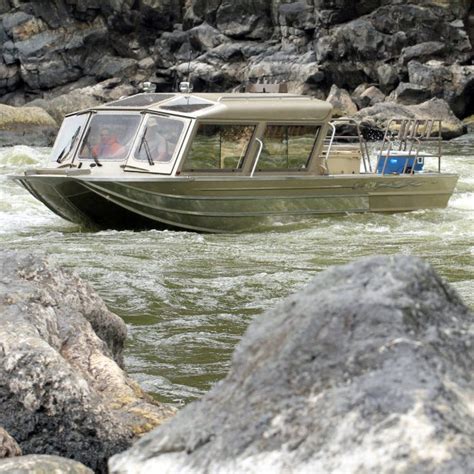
[[376, 152, 424, 174]]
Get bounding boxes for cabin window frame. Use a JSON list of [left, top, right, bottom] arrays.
[[76, 111, 144, 164], [50, 112, 91, 165], [123, 112, 193, 175], [253, 122, 323, 174], [178, 120, 259, 174]]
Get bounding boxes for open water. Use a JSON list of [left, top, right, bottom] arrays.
[[1, 142, 473, 405]]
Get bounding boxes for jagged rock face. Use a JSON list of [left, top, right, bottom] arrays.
[[110, 255, 474, 474], [0, 251, 176, 473], [0, 1, 473, 119]]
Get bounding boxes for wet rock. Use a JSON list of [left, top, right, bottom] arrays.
[[0, 455, 93, 474], [0, 251, 176, 473], [326, 84, 357, 117], [0, 428, 21, 459], [110, 255, 474, 473]]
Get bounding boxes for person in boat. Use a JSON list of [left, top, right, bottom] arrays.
[[92, 128, 126, 159], [147, 125, 172, 162]]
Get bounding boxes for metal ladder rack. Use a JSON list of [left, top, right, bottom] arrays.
[[376, 119, 443, 175]]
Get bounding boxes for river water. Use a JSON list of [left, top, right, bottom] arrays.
[[1, 143, 473, 405]]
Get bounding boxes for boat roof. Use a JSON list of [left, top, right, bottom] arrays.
[[89, 92, 333, 122]]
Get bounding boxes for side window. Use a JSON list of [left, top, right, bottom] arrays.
[[183, 124, 255, 171], [257, 125, 320, 171]]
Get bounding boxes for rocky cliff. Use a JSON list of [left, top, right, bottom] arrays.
[[0, 1, 473, 123]]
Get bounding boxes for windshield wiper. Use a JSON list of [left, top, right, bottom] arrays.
[[56, 126, 81, 163], [84, 140, 102, 167], [138, 129, 154, 166]]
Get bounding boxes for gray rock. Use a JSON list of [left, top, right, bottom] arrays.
[[355, 85, 385, 108], [110, 255, 474, 473], [0, 455, 93, 474], [0, 428, 21, 459], [354, 98, 465, 139], [91, 55, 138, 81], [388, 82, 432, 105], [400, 41, 446, 64], [408, 61, 474, 117], [326, 84, 358, 117], [0, 251, 176, 473], [0, 1, 11, 15], [377, 63, 399, 92]]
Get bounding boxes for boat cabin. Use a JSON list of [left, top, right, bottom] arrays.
[[51, 92, 340, 177]]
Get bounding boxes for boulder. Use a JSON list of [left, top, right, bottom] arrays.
[[410, 98, 467, 138], [388, 82, 432, 105], [0, 428, 21, 459], [0, 455, 93, 474], [28, 91, 101, 126], [354, 85, 385, 108], [0, 251, 176, 473], [110, 255, 474, 473], [408, 61, 474, 117], [354, 98, 465, 139], [91, 55, 138, 81], [326, 84, 357, 117], [0, 103, 58, 147], [399, 41, 446, 64]]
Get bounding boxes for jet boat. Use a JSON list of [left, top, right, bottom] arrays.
[[10, 88, 458, 232]]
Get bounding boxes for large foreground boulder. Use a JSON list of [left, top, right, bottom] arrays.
[[110, 255, 474, 474], [0, 251, 176, 473]]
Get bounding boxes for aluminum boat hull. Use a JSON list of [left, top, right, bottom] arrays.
[[12, 172, 459, 232]]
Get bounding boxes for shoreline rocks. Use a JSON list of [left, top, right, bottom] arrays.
[[0, 250, 176, 473], [0, 103, 58, 146], [0, 1, 472, 143], [110, 255, 474, 474]]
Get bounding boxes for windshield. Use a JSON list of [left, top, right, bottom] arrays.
[[134, 115, 185, 164], [78, 114, 141, 161], [50, 114, 89, 163]]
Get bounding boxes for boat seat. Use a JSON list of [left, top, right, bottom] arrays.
[[322, 144, 362, 174]]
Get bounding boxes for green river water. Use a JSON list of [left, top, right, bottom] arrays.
[[1, 142, 473, 405]]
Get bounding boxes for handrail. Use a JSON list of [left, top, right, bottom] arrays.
[[250, 138, 264, 177], [323, 118, 372, 173]]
